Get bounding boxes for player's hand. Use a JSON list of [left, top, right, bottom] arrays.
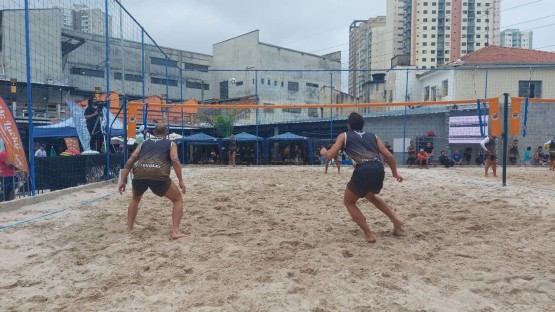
[[393, 174, 403, 183], [118, 181, 126, 194], [179, 181, 186, 194]]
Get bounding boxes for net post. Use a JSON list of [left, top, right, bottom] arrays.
[[502, 93, 509, 187], [329, 72, 333, 143], [104, 0, 111, 178], [123, 95, 128, 164], [402, 69, 409, 165], [255, 70, 259, 165], [24, 0, 35, 195]]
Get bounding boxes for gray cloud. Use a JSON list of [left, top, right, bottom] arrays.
[[121, 0, 554, 63]]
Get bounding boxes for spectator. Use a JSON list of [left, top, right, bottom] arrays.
[[424, 142, 434, 166], [535, 146, 547, 166], [451, 149, 463, 165], [0, 149, 16, 201], [292, 145, 301, 163], [523, 146, 532, 168], [475, 150, 484, 166], [463, 147, 473, 165], [84, 97, 103, 152], [407, 141, 417, 167], [439, 151, 455, 168], [508, 139, 519, 165], [35, 144, 47, 157], [545, 137, 555, 171], [384, 142, 394, 155], [417, 149, 429, 169]]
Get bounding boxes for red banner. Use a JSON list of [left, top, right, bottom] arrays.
[[0, 96, 29, 172]]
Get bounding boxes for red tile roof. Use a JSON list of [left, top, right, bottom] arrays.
[[459, 46, 555, 64]]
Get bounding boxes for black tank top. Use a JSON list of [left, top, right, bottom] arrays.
[[133, 138, 172, 181], [344, 130, 381, 166]]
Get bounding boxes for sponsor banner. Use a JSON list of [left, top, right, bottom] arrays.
[[0, 96, 29, 172], [488, 98, 502, 137], [509, 98, 522, 136], [64, 137, 81, 153], [128, 104, 138, 137]]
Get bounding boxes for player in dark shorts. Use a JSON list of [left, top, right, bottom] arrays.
[[118, 123, 187, 239], [480, 135, 498, 177], [228, 134, 237, 166], [325, 112, 405, 243], [546, 137, 555, 171]]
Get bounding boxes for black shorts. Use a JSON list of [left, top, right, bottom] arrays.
[[486, 154, 496, 161], [347, 161, 385, 198], [132, 178, 172, 197]]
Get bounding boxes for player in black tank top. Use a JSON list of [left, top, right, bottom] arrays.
[[324, 112, 405, 243], [118, 123, 188, 240]]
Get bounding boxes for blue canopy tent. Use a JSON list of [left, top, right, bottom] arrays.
[[265, 132, 315, 165], [222, 132, 266, 164], [174, 133, 223, 164]]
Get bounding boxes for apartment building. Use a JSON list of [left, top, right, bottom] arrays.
[[410, 0, 500, 69], [348, 16, 387, 98], [500, 29, 533, 49]]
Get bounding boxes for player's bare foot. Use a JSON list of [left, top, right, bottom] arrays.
[[364, 232, 377, 243], [393, 221, 406, 236], [171, 231, 188, 240]]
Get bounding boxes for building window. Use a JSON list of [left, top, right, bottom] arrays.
[[261, 78, 264, 84], [288, 81, 299, 92], [236, 81, 244, 86], [425, 86, 430, 101], [442, 80, 448, 97], [152, 77, 178, 86], [70, 67, 105, 78], [274, 80, 277, 86], [281, 81, 284, 87], [114, 72, 143, 82], [151, 57, 178, 67], [306, 82, 319, 88], [185, 80, 209, 90], [267, 79, 270, 85], [282, 108, 301, 114], [184, 62, 209, 72], [518, 81, 542, 98]]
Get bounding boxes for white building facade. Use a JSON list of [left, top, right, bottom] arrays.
[[500, 29, 533, 49]]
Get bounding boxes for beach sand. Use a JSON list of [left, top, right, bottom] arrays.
[[1, 165, 554, 311]]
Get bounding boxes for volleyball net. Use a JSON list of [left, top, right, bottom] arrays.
[[1, 1, 555, 199]]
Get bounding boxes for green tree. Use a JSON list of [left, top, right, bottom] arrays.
[[196, 109, 239, 137]]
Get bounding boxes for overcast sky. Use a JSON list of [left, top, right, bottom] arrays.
[[121, 0, 554, 67]]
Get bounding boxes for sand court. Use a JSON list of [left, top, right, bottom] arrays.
[[1, 166, 554, 311]]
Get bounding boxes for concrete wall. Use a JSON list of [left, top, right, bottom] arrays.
[[1, 9, 63, 85], [362, 102, 555, 165]]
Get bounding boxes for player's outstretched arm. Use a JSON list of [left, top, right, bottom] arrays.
[[376, 136, 403, 182], [170, 142, 186, 194], [325, 133, 345, 162]]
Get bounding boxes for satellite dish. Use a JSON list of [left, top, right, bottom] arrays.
[[230, 78, 236, 84]]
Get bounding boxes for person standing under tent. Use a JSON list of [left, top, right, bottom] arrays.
[[481, 135, 498, 177], [228, 134, 237, 166], [35, 144, 47, 157], [84, 98, 104, 152], [545, 137, 555, 171], [325, 112, 404, 243], [118, 123, 187, 239]]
